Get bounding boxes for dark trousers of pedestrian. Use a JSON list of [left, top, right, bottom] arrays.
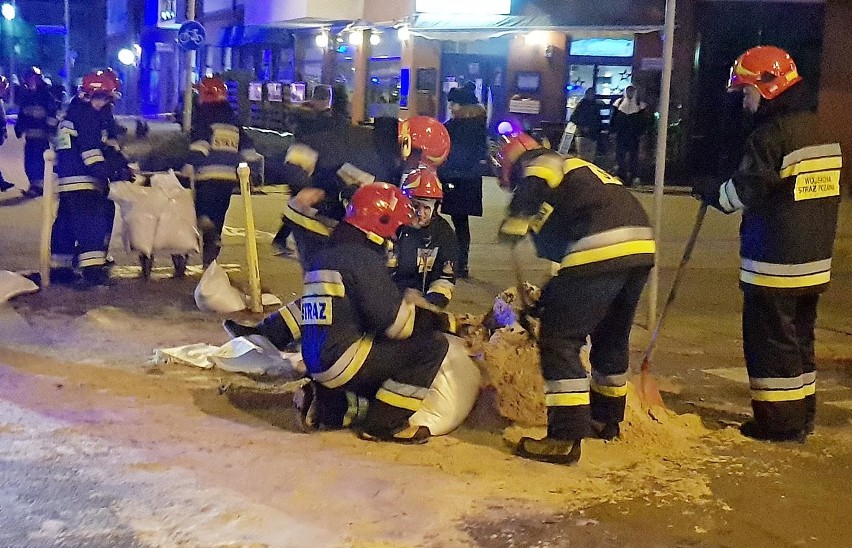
[[743, 290, 818, 433], [615, 136, 640, 184], [195, 181, 236, 266], [24, 138, 50, 192], [537, 267, 650, 441], [450, 214, 470, 276], [50, 190, 113, 275], [314, 328, 448, 438]]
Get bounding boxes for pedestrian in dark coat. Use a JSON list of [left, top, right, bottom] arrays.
[[611, 85, 649, 186], [438, 86, 488, 279]]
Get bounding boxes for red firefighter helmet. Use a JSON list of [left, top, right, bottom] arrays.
[[399, 116, 451, 167], [345, 182, 414, 240], [0, 75, 9, 100], [197, 76, 228, 104], [81, 69, 121, 100], [23, 67, 45, 90], [728, 45, 802, 101], [496, 131, 542, 189], [401, 165, 443, 200]]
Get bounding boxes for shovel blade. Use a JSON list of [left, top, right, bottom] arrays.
[[637, 358, 666, 409]]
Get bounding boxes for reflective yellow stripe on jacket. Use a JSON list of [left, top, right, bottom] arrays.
[[560, 227, 655, 270], [740, 258, 831, 289]]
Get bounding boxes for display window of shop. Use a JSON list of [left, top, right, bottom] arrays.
[[366, 31, 402, 119]]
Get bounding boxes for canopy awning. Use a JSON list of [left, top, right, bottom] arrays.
[[216, 25, 295, 48]]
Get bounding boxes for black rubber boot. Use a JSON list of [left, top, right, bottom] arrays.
[[79, 266, 112, 289], [139, 255, 154, 280], [740, 420, 807, 443], [171, 254, 188, 278], [514, 437, 582, 465], [592, 421, 621, 441], [49, 267, 78, 285]]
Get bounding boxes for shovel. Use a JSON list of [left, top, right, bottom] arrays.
[[638, 202, 708, 408]]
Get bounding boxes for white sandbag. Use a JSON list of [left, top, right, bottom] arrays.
[[0, 271, 39, 302], [408, 334, 482, 436], [153, 343, 220, 369], [194, 260, 247, 314], [153, 187, 199, 254], [110, 181, 167, 256], [211, 335, 306, 379]]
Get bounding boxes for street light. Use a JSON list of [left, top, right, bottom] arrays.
[[118, 48, 136, 66], [1, 3, 15, 22]]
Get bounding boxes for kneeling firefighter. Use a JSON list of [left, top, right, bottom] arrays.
[[389, 164, 458, 309], [186, 76, 254, 267], [497, 130, 655, 465]]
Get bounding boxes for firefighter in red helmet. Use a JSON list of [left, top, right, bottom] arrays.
[[399, 116, 451, 170], [185, 75, 254, 267], [497, 129, 655, 465], [694, 46, 843, 442], [388, 165, 458, 309], [50, 70, 123, 287], [15, 66, 59, 198]]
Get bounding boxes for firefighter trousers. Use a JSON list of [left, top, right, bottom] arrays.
[[24, 138, 50, 190], [538, 267, 650, 440], [743, 290, 818, 433], [50, 190, 113, 271], [314, 327, 448, 438], [195, 181, 236, 266]]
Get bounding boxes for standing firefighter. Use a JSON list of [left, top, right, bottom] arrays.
[[0, 76, 13, 192], [16, 67, 59, 198], [497, 130, 655, 465], [390, 165, 458, 309], [51, 70, 121, 287], [694, 46, 842, 442], [186, 76, 252, 267]]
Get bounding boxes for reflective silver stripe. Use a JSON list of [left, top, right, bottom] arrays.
[[380, 379, 429, 401], [59, 120, 75, 130], [741, 258, 831, 277], [749, 376, 804, 390], [385, 300, 416, 340], [427, 279, 454, 298], [545, 378, 590, 394], [312, 337, 372, 388], [190, 140, 211, 155], [781, 143, 842, 169], [304, 270, 344, 285], [802, 372, 816, 385], [197, 166, 237, 180], [285, 301, 302, 323], [50, 254, 74, 268], [567, 227, 654, 254], [78, 251, 106, 268], [591, 372, 627, 387], [719, 179, 745, 213]]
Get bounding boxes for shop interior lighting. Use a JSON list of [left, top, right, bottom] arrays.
[[349, 30, 364, 46], [397, 26, 410, 41], [118, 48, 136, 66], [1, 3, 16, 21], [370, 32, 381, 46], [525, 31, 547, 46], [315, 31, 329, 49]]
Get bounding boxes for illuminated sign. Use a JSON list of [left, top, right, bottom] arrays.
[[415, 0, 511, 15], [569, 39, 635, 58]]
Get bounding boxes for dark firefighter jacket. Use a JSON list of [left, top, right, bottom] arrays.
[[16, 87, 58, 140], [55, 97, 111, 193], [187, 102, 251, 184], [702, 110, 841, 294], [300, 223, 457, 388], [500, 152, 655, 276], [388, 215, 457, 308], [281, 114, 397, 238]]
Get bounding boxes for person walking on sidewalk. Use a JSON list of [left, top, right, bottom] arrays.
[[569, 88, 603, 163], [694, 46, 842, 443], [438, 85, 487, 279], [611, 85, 648, 187], [496, 130, 655, 465]]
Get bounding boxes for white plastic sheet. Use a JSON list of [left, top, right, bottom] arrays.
[[0, 271, 39, 302]]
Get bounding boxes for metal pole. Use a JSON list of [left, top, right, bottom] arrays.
[[64, 0, 71, 95], [648, 0, 677, 327], [182, 0, 196, 133], [39, 150, 57, 287]]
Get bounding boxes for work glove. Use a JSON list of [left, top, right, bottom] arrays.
[[690, 177, 719, 203]]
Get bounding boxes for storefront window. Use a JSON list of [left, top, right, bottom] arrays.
[[366, 32, 402, 119]]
